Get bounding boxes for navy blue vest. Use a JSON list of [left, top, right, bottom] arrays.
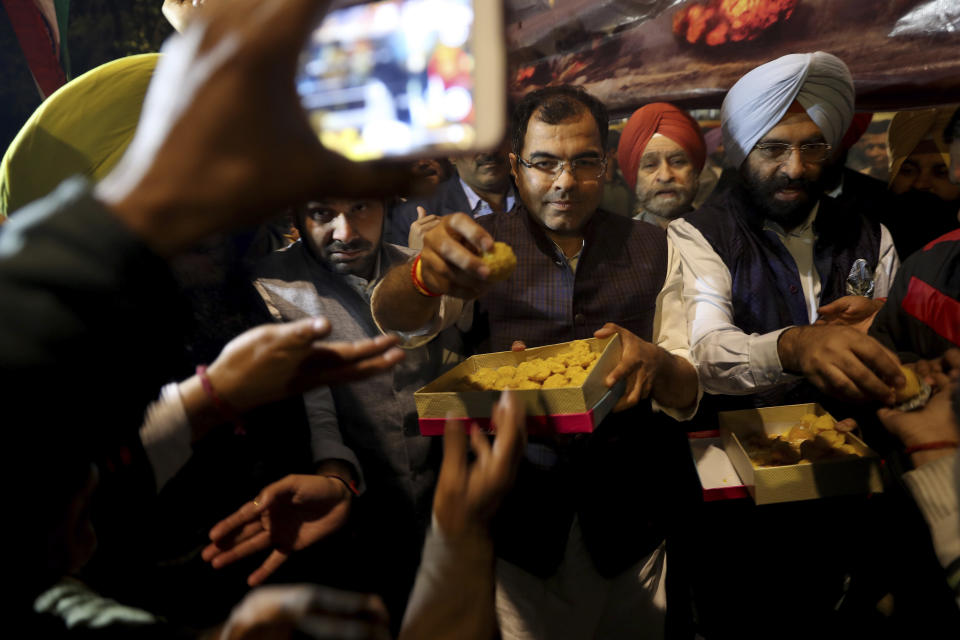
[[685, 184, 882, 408]]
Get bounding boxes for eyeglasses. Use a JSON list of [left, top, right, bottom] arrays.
[[517, 155, 606, 180], [754, 142, 833, 164]]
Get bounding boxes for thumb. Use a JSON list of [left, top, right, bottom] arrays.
[[511, 340, 526, 352], [593, 322, 619, 338], [875, 407, 898, 422], [817, 299, 843, 315], [256, 474, 300, 512], [417, 206, 427, 220]]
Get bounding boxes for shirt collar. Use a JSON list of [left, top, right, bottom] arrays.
[[305, 240, 385, 299], [825, 173, 844, 199], [459, 178, 516, 217]]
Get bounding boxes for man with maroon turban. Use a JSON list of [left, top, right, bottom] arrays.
[[617, 102, 706, 228]]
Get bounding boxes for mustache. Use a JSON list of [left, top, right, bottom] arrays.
[[327, 240, 372, 253], [768, 174, 814, 192]]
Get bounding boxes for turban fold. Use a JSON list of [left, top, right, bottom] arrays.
[[886, 106, 956, 186], [618, 103, 706, 192], [840, 112, 873, 152], [721, 52, 854, 168]]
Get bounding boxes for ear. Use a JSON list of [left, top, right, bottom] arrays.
[[509, 153, 520, 183]]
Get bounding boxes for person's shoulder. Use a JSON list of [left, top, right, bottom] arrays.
[[252, 239, 310, 280], [841, 167, 887, 198], [601, 209, 666, 239], [899, 228, 960, 276], [919, 228, 960, 252], [592, 210, 668, 262]]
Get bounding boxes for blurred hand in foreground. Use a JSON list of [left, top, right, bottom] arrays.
[[433, 389, 526, 538], [96, 0, 418, 257], [217, 583, 389, 640]]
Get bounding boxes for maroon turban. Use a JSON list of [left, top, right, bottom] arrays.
[[618, 103, 706, 192], [840, 112, 873, 152]]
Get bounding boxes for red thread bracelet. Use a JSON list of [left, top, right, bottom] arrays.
[[196, 365, 246, 435], [324, 474, 360, 497], [904, 440, 958, 455], [411, 254, 441, 297]]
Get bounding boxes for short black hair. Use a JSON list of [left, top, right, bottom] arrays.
[[866, 119, 889, 135], [511, 85, 609, 157], [944, 107, 960, 145]]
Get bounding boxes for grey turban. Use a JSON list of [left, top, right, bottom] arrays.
[[721, 52, 855, 168]]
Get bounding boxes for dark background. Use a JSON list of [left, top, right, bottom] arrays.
[[1, 0, 172, 157]]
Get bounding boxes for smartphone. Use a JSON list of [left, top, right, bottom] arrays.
[[296, 0, 506, 162]]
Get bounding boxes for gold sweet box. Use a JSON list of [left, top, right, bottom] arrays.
[[719, 403, 884, 504], [414, 334, 625, 435]]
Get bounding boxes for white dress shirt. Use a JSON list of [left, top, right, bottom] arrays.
[[664, 203, 899, 396]]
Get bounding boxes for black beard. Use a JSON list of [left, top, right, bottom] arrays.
[[740, 166, 824, 230]]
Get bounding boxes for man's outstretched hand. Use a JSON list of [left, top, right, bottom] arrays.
[[778, 324, 904, 404], [202, 473, 352, 586], [206, 317, 404, 413], [815, 295, 884, 333], [433, 389, 526, 538]]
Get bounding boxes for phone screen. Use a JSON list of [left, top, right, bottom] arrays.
[[297, 0, 479, 161]]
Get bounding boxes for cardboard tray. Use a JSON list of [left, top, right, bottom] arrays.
[[688, 430, 750, 502], [719, 403, 884, 505], [414, 334, 624, 435]]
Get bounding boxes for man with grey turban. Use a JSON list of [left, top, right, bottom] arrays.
[[665, 51, 901, 410], [664, 52, 919, 639]]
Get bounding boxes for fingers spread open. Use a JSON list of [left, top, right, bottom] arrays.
[[209, 500, 262, 543], [286, 316, 331, 346], [247, 549, 290, 587], [210, 529, 272, 569]]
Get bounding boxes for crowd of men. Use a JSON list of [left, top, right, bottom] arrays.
[[2, 0, 959, 639]]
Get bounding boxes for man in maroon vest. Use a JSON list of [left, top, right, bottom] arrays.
[[372, 85, 699, 638]]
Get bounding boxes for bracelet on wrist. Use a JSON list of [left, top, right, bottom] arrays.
[[904, 440, 958, 456], [196, 365, 246, 435], [324, 473, 360, 497], [411, 254, 441, 297]]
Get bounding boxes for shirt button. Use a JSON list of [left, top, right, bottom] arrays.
[[789, 285, 799, 294], [574, 313, 586, 324]]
